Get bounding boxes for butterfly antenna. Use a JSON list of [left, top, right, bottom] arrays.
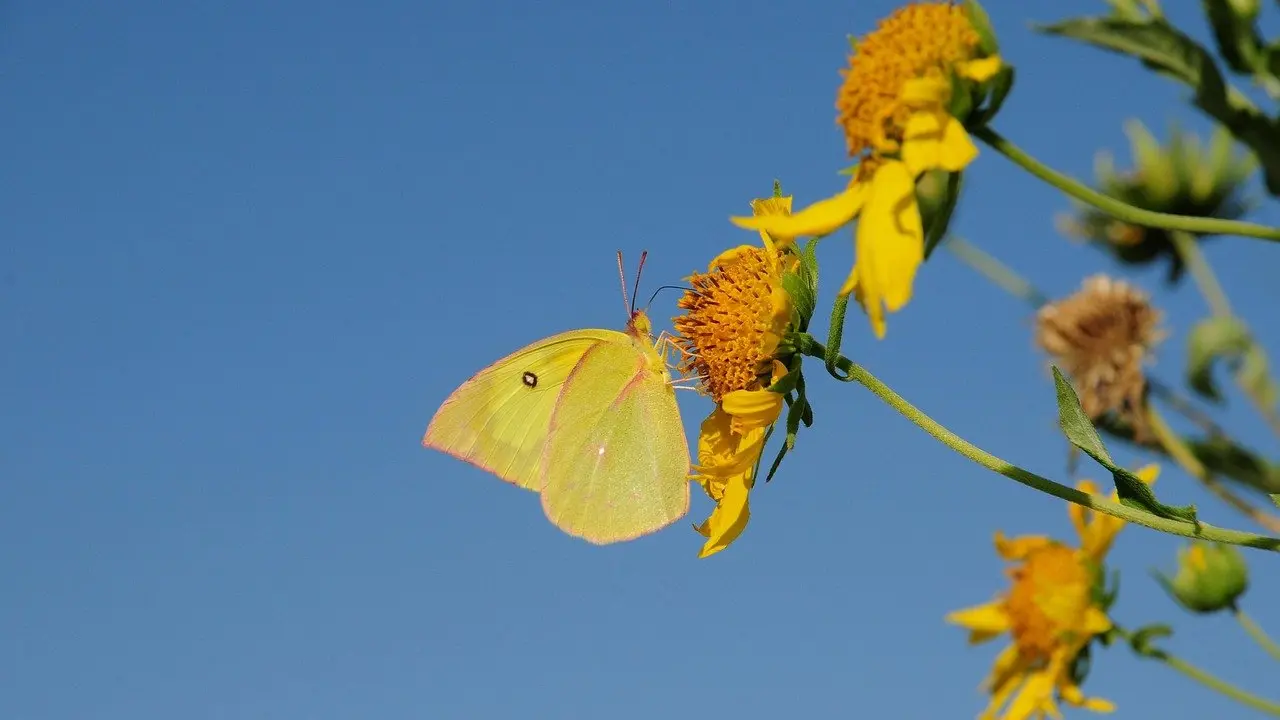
[[646, 284, 697, 309], [616, 250, 631, 316], [630, 250, 648, 316]]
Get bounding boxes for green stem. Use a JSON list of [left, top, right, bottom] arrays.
[[1127, 639, 1280, 716], [1235, 607, 1280, 662], [942, 236, 1049, 307], [1149, 406, 1280, 533], [973, 127, 1280, 243], [1169, 230, 1233, 318], [798, 336, 1280, 551]]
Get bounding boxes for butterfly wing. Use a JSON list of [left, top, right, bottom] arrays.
[[539, 336, 691, 544], [423, 329, 624, 491]]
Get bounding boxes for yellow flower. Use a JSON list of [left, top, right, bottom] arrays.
[[946, 465, 1161, 720], [731, 2, 1001, 338], [673, 205, 795, 558]]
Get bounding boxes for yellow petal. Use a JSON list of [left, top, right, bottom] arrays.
[[748, 195, 795, 251], [858, 161, 923, 313], [1083, 607, 1112, 635], [994, 532, 1053, 561], [723, 388, 785, 432], [903, 111, 978, 175], [695, 406, 766, 479], [900, 74, 951, 109], [959, 55, 1004, 82], [945, 601, 1011, 644], [1059, 681, 1115, 713], [1004, 665, 1059, 720], [731, 184, 866, 239], [707, 244, 763, 272], [697, 473, 751, 558], [1134, 464, 1161, 485]]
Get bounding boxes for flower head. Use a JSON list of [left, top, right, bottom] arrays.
[[1057, 120, 1255, 282], [674, 203, 799, 558], [947, 465, 1160, 720], [730, 2, 1001, 338], [1036, 275, 1164, 441]]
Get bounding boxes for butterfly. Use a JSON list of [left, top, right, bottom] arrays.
[[423, 252, 691, 544]]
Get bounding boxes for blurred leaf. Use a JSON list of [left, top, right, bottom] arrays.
[[1128, 623, 1174, 656], [1187, 316, 1252, 401], [1186, 316, 1278, 411], [1202, 0, 1263, 74], [1038, 16, 1280, 194], [1186, 436, 1280, 493], [1270, 493, 1280, 509], [964, 0, 999, 55]]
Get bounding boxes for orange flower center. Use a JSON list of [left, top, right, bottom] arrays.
[[1004, 544, 1095, 664], [836, 2, 978, 158], [674, 247, 787, 402]]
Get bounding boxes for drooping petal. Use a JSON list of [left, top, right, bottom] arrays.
[[723, 387, 785, 432], [695, 472, 751, 558], [695, 407, 766, 479], [859, 160, 923, 312], [731, 183, 867, 240], [903, 110, 979, 175]]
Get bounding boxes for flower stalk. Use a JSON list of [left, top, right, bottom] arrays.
[[793, 334, 1280, 551], [1235, 607, 1280, 662], [1116, 626, 1280, 715], [973, 126, 1280, 243]]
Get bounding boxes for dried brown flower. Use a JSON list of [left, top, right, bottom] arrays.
[[1036, 275, 1165, 440]]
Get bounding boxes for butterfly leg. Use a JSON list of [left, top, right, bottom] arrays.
[[654, 331, 702, 391]]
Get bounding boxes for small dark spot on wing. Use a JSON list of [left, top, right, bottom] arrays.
[[522, 371, 538, 388]]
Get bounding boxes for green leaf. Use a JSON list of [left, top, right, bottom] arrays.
[[1187, 436, 1280, 494], [1053, 368, 1198, 523], [1052, 367, 1115, 466], [1187, 316, 1251, 401], [972, 65, 1015, 127], [1127, 623, 1174, 656], [1270, 493, 1280, 509], [964, 0, 999, 55], [1114, 466, 1199, 524], [1038, 16, 1280, 194]]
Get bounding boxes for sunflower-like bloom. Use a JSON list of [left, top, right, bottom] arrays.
[[947, 465, 1161, 720], [673, 200, 796, 558], [731, 2, 1001, 338]]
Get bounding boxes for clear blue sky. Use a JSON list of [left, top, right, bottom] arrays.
[[4, 1, 1278, 718]]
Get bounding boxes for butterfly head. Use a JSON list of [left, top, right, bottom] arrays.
[[627, 308, 654, 339]]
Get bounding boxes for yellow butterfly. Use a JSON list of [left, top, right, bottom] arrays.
[[423, 253, 691, 544]]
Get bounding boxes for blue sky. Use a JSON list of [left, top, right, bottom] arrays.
[[4, 1, 1279, 718]]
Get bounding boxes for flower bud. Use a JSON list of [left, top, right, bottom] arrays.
[[1156, 541, 1249, 614]]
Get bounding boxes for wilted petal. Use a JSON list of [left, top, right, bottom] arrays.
[[696, 473, 751, 558]]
